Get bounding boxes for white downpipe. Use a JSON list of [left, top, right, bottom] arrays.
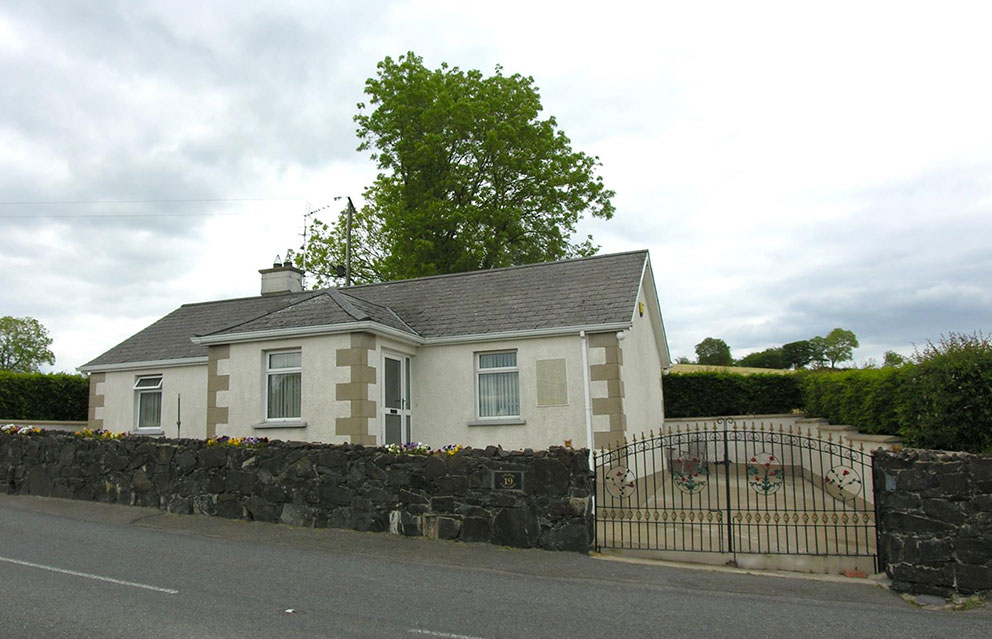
[[580, 330, 597, 528], [580, 331, 594, 468]]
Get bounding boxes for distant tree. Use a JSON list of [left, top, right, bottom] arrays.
[[882, 350, 907, 368], [674, 356, 692, 365], [0, 316, 55, 373], [695, 337, 733, 366], [821, 328, 859, 368], [737, 347, 785, 369], [781, 340, 813, 369], [808, 336, 828, 368]]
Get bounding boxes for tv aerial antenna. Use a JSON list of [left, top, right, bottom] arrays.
[[300, 201, 331, 287]]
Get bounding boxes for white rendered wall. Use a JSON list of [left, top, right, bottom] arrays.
[[221, 335, 351, 443], [411, 335, 588, 450], [97, 364, 207, 438], [620, 275, 665, 437]]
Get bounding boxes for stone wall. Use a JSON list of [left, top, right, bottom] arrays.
[[0, 432, 593, 552], [874, 449, 992, 596]]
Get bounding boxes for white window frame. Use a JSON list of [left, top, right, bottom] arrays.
[[475, 350, 520, 420], [265, 349, 302, 422], [133, 375, 163, 432]]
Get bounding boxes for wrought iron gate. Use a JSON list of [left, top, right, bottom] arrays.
[[594, 419, 878, 569]]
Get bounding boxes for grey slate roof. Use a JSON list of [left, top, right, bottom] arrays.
[[82, 292, 324, 367], [342, 250, 648, 338], [82, 250, 648, 368]]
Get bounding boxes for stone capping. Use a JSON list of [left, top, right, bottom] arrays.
[[817, 424, 858, 433], [0, 420, 85, 432], [874, 448, 992, 596], [87, 372, 105, 429], [0, 431, 595, 553], [846, 433, 903, 444], [335, 332, 377, 445]]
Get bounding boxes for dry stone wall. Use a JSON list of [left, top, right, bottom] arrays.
[[874, 449, 992, 596], [0, 431, 594, 552]]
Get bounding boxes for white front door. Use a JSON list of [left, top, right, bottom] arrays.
[[382, 354, 411, 445]]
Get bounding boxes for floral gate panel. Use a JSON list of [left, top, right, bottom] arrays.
[[593, 418, 877, 568]]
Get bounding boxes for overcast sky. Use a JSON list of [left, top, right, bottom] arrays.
[[2, 0, 990, 372]]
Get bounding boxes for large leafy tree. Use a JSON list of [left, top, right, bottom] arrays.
[[304, 52, 615, 285], [694, 337, 733, 366], [821, 328, 859, 368], [0, 316, 55, 373]]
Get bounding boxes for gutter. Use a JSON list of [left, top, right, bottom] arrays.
[[190, 321, 632, 348], [78, 356, 209, 374]]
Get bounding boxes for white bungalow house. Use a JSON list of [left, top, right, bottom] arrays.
[[79, 251, 670, 450]]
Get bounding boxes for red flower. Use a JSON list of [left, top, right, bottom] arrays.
[[750, 457, 756, 462]]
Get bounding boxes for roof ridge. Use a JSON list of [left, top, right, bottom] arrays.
[[340, 291, 422, 337], [326, 289, 370, 322], [179, 289, 321, 309], [194, 291, 328, 337], [343, 250, 648, 290]]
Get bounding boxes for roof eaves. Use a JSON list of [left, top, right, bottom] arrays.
[[422, 322, 632, 345], [78, 356, 209, 373], [190, 320, 424, 346]]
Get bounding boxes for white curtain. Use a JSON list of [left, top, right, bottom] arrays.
[[268, 373, 301, 419], [479, 371, 519, 417], [138, 392, 162, 428]]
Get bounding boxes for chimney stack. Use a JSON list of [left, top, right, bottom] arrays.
[[259, 255, 304, 295]]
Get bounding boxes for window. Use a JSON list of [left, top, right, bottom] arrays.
[[476, 351, 519, 418], [134, 376, 162, 430], [266, 350, 301, 420]]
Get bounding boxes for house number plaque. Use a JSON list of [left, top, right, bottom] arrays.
[[493, 471, 524, 491]]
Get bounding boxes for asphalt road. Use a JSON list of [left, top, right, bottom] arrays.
[[0, 494, 988, 639]]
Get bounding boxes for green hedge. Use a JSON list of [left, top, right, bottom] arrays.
[[0, 371, 89, 421], [898, 335, 992, 454], [795, 334, 992, 454], [798, 368, 905, 437], [666, 334, 992, 454], [664, 372, 803, 418]]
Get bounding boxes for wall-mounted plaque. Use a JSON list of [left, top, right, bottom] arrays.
[[493, 470, 524, 491]]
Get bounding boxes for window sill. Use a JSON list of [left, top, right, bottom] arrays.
[[134, 428, 164, 436], [252, 421, 308, 430], [468, 418, 527, 427]]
